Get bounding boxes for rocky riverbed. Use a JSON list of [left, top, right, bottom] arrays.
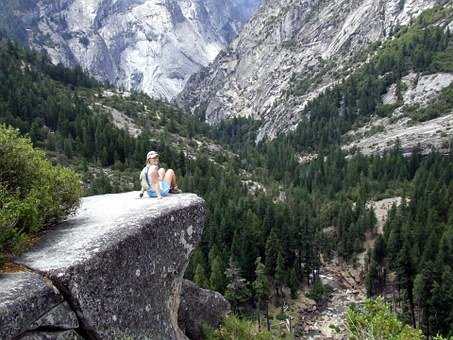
[[295, 197, 402, 339], [296, 264, 365, 339]]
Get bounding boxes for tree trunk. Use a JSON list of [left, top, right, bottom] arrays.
[[257, 300, 261, 331], [266, 303, 271, 331], [408, 287, 416, 327]]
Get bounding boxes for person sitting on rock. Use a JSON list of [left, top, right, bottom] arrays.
[[139, 151, 181, 199]]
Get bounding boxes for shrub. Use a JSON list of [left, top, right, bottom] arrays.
[[306, 279, 332, 303], [346, 297, 424, 340], [0, 125, 81, 262], [203, 315, 273, 340]]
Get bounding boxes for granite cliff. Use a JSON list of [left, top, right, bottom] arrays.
[[0, 0, 260, 99]]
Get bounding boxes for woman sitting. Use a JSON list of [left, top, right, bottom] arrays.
[[139, 151, 181, 199]]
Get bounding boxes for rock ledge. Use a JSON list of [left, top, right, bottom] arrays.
[[1, 192, 206, 340]]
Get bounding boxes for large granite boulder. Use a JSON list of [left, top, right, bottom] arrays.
[[178, 279, 231, 340], [10, 192, 206, 340]]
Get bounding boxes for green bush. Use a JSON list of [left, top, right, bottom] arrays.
[[203, 315, 273, 340], [306, 279, 332, 303], [346, 298, 424, 340], [0, 125, 81, 263]]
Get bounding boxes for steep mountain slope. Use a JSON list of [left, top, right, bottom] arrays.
[[0, 0, 260, 100], [178, 0, 450, 142]]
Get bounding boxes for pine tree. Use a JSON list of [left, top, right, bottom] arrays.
[[396, 238, 416, 327], [193, 264, 209, 289], [63, 137, 73, 159], [209, 255, 226, 293], [366, 259, 380, 297], [265, 228, 281, 276], [225, 257, 251, 313], [288, 267, 299, 299], [253, 257, 270, 331], [275, 252, 286, 298]]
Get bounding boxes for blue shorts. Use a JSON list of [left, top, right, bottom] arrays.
[[147, 180, 171, 198]]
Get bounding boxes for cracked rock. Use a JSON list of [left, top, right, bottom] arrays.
[[19, 330, 82, 340], [0, 272, 78, 339]]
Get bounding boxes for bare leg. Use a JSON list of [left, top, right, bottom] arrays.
[[164, 169, 177, 189], [149, 166, 162, 198], [158, 168, 166, 181]]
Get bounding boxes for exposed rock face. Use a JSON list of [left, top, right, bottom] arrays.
[[344, 112, 453, 155], [178, 279, 231, 340], [1, 192, 206, 339], [344, 72, 453, 155], [382, 72, 453, 107], [0, 272, 79, 339], [178, 0, 448, 141], [401, 72, 453, 106], [0, 0, 260, 100]]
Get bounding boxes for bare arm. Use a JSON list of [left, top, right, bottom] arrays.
[[148, 165, 162, 199]]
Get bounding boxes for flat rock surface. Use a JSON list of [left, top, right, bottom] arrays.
[[16, 192, 203, 271], [15, 192, 206, 339]]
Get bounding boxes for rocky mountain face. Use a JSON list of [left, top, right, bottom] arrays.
[[0, 0, 260, 100], [178, 0, 451, 142], [343, 72, 453, 155]]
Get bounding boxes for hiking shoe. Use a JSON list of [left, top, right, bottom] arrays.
[[170, 187, 182, 194]]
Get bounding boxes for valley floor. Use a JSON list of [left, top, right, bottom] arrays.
[[293, 197, 401, 339], [298, 263, 365, 339]]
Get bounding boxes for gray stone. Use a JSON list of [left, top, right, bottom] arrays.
[[19, 330, 82, 340], [15, 192, 206, 340], [29, 302, 79, 331], [178, 280, 231, 340], [0, 272, 65, 339], [343, 113, 453, 156]]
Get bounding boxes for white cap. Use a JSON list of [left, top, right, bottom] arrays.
[[146, 151, 159, 160]]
